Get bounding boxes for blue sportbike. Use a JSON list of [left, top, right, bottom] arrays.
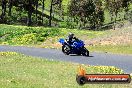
[[59, 38, 89, 56]]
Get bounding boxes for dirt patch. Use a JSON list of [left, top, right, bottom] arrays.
[[85, 26, 132, 46]]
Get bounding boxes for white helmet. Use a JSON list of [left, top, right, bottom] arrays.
[[69, 33, 74, 38]]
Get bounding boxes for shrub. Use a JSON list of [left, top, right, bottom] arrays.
[[0, 52, 18, 56], [87, 66, 124, 74], [12, 33, 37, 45]]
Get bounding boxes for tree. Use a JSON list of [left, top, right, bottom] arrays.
[[53, 0, 63, 21], [35, 0, 39, 22], [49, 0, 54, 26], [49, 0, 62, 26], [42, 0, 45, 23], [8, 0, 13, 16], [68, 0, 104, 29], [68, 0, 80, 21], [68, 0, 86, 28], [94, 0, 104, 29], [106, 0, 123, 30], [126, 10, 132, 23], [122, 0, 131, 19], [25, 0, 34, 26], [1, 0, 7, 21]]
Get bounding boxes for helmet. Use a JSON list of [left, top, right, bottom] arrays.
[[68, 33, 74, 38]]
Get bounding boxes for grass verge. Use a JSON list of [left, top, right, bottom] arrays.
[[88, 45, 132, 55], [0, 52, 131, 88]]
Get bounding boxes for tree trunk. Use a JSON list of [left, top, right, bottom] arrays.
[[42, 0, 45, 23], [27, 10, 32, 26], [113, 13, 117, 30], [49, 0, 53, 26], [27, 0, 33, 26], [124, 6, 129, 20], [1, 0, 7, 17], [59, 0, 63, 20], [35, 1, 38, 22], [0, 0, 7, 23], [8, 0, 13, 16]]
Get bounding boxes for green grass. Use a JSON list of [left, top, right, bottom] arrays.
[[88, 45, 132, 55], [0, 52, 132, 88]]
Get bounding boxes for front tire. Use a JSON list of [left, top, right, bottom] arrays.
[[62, 45, 70, 55]]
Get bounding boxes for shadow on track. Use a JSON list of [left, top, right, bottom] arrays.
[[69, 54, 94, 57]]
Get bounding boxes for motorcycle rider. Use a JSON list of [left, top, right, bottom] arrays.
[[59, 33, 89, 56], [67, 33, 78, 44]]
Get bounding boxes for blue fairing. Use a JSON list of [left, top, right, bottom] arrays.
[[59, 38, 65, 44], [72, 40, 84, 48]]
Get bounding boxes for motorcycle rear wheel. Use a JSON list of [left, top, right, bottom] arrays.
[[81, 47, 89, 56]]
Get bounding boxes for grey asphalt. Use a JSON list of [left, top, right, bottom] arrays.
[[0, 45, 132, 73]]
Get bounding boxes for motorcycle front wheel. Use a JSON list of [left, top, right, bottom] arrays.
[[62, 45, 71, 55]]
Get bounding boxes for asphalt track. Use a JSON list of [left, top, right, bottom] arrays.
[[0, 45, 132, 73]]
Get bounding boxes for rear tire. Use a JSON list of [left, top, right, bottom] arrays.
[[62, 45, 70, 55], [81, 47, 89, 56]]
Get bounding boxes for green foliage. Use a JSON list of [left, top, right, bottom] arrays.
[[87, 66, 123, 74], [0, 24, 107, 46], [0, 25, 61, 45], [0, 52, 18, 56], [0, 0, 131, 30], [11, 33, 37, 45], [67, 0, 105, 29], [59, 22, 67, 28], [59, 21, 77, 28], [125, 10, 132, 23]]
